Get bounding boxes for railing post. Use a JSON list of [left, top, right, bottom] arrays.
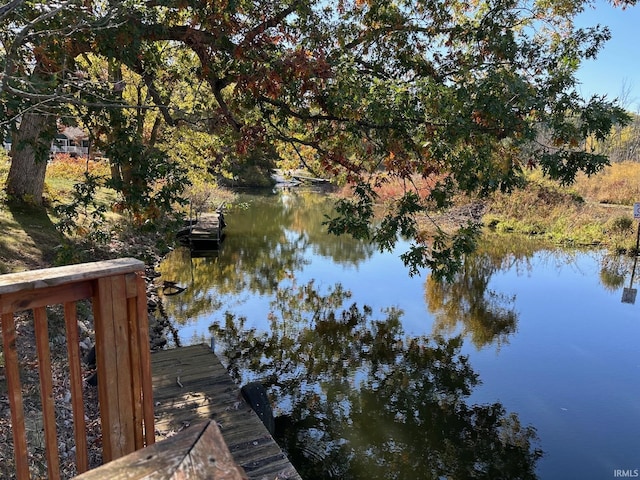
[[92, 270, 155, 462], [64, 301, 89, 474], [33, 307, 60, 479]]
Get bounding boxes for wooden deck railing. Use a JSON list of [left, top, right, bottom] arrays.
[[0, 258, 155, 479]]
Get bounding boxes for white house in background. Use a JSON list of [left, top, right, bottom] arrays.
[[51, 126, 90, 156], [2, 126, 91, 157]]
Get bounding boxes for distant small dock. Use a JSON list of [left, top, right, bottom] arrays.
[[177, 208, 226, 246], [272, 169, 330, 186], [151, 344, 301, 480]]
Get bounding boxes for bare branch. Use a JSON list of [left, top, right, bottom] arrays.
[[239, 1, 301, 47], [0, 0, 24, 22]]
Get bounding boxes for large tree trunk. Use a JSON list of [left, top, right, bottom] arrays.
[[5, 112, 56, 205]]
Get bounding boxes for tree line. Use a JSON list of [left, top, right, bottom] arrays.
[[595, 111, 640, 163]]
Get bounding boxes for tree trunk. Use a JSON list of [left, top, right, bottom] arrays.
[[5, 112, 56, 205]]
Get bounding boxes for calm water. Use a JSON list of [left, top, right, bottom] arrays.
[[159, 190, 640, 479]]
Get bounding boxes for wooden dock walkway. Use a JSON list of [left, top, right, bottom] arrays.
[[189, 212, 225, 241], [177, 210, 226, 246], [151, 344, 301, 480]]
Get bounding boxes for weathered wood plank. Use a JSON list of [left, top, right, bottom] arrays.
[[152, 394, 245, 429], [182, 421, 248, 480], [74, 420, 247, 480], [0, 258, 145, 295], [151, 349, 229, 372], [127, 292, 144, 450], [112, 275, 136, 456], [153, 378, 233, 395], [0, 281, 93, 314], [152, 361, 229, 380], [244, 462, 299, 480], [220, 425, 278, 445], [93, 276, 117, 462], [125, 272, 138, 299], [153, 375, 231, 391], [151, 345, 302, 480], [136, 272, 155, 447], [151, 359, 224, 373], [228, 442, 286, 462], [237, 453, 297, 478], [152, 394, 238, 415]]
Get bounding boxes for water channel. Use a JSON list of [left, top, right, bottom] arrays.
[[158, 189, 640, 479]]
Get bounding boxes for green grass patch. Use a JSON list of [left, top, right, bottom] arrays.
[[0, 200, 63, 273], [0, 153, 119, 272]]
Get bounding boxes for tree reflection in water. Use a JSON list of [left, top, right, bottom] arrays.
[[425, 253, 518, 350], [157, 192, 375, 327], [426, 236, 548, 350], [210, 281, 543, 479]]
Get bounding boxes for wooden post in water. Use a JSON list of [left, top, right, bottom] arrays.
[[634, 202, 640, 254], [622, 203, 640, 303]]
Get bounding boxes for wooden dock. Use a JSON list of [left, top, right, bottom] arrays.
[[177, 210, 226, 246], [271, 169, 330, 186], [151, 344, 301, 480]]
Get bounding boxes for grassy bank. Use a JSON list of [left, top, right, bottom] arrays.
[[484, 164, 639, 253], [0, 153, 228, 273]]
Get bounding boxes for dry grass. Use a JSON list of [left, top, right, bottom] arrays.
[[334, 172, 442, 203], [373, 174, 440, 203], [331, 165, 640, 251], [484, 164, 639, 251], [572, 161, 640, 206]]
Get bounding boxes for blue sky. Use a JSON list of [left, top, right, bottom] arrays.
[[575, 1, 640, 110]]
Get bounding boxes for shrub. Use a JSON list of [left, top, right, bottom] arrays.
[[46, 154, 110, 181], [607, 215, 634, 235]]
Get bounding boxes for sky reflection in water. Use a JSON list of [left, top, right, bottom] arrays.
[[469, 250, 640, 479], [159, 191, 640, 479]]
